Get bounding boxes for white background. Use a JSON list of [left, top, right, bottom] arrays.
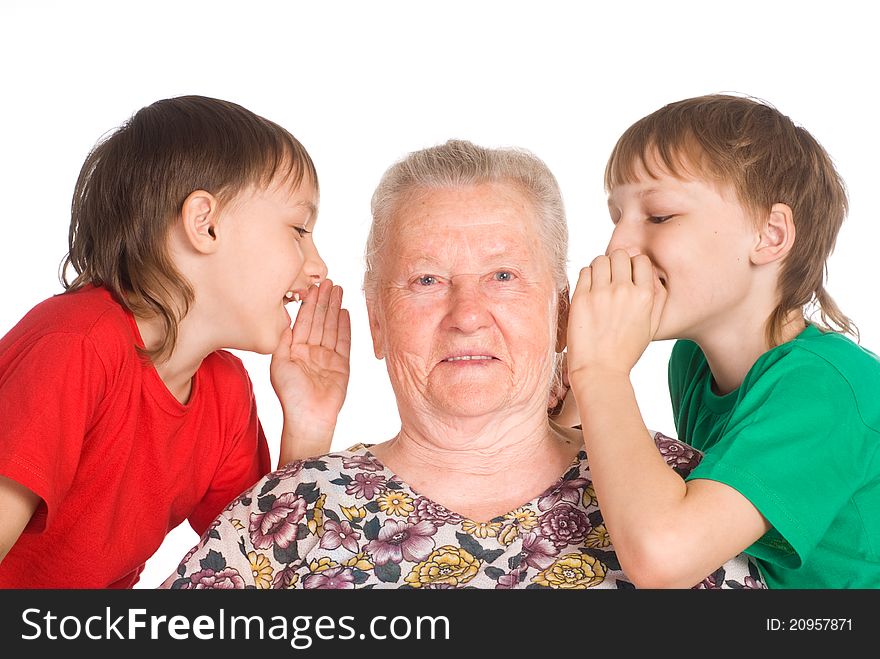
[[1, 1, 877, 589]]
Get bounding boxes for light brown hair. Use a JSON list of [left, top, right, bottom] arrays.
[[62, 95, 317, 362], [605, 93, 854, 346]]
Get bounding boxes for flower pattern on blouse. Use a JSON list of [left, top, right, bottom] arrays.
[[162, 433, 766, 590]]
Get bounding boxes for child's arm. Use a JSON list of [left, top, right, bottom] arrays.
[[567, 250, 769, 588], [0, 476, 40, 565], [271, 279, 351, 467]]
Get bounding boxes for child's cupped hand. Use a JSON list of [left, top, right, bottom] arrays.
[[566, 249, 667, 380], [271, 279, 351, 451]]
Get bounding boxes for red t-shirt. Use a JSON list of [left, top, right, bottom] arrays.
[[0, 286, 271, 588]]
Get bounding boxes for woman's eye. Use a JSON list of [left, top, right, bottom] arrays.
[[493, 271, 515, 282], [416, 275, 437, 286], [648, 215, 673, 224]]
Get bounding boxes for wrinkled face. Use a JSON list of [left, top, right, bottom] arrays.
[[216, 174, 327, 353], [368, 182, 559, 419], [605, 156, 758, 342]]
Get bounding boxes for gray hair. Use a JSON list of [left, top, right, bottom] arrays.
[[364, 139, 568, 294]]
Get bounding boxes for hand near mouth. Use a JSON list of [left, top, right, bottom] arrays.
[[566, 249, 667, 382], [271, 279, 351, 467]]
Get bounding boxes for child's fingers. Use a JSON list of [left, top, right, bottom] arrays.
[[337, 309, 352, 360], [631, 254, 655, 289], [272, 324, 293, 361], [574, 266, 592, 296], [291, 285, 319, 344], [589, 254, 611, 287], [650, 275, 669, 337], [631, 254, 666, 334], [608, 249, 633, 285], [307, 279, 334, 345], [321, 285, 342, 349]]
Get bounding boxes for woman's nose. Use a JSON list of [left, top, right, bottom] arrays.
[[445, 277, 492, 333]]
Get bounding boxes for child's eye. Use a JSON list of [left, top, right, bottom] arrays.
[[293, 226, 310, 237], [492, 271, 515, 282], [416, 275, 438, 286], [648, 215, 673, 224]]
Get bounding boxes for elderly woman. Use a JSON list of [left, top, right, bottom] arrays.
[[161, 140, 763, 589]]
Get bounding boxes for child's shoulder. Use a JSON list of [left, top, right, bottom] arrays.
[[784, 325, 880, 401], [668, 339, 707, 382], [670, 339, 701, 362], [731, 326, 880, 431], [195, 350, 257, 410], [201, 349, 250, 380], [674, 328, 880, 381], [10, 285, 132, 347], [764, 324, 879, 378], [792, 324, 878, 362]]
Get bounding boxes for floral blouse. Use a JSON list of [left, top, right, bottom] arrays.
[[161, 433, 765, 590]]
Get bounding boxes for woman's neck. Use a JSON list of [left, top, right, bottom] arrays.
[[369, 407, 583, 522]]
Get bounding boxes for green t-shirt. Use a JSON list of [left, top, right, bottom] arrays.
[[669, 325, 880, 588]]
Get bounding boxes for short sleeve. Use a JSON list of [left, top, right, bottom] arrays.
[[686, 356, 865, 568], [0, 333, 106, 531]]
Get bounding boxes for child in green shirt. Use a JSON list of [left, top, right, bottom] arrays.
[[567, 94, 880, 588]]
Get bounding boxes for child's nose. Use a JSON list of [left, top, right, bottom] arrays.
[[303, 242, 328, 285], [605, 221, 643, 258]]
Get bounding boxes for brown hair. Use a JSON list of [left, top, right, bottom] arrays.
[[62, 95, 317, 362], [605, 93, 854, 346]]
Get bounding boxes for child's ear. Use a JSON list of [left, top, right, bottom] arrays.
[[180, 190, 220, 254], [555, 286, 570, 353], [751, 202, 796, 266]]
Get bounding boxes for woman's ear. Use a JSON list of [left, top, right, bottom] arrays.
[[555, 286, 570, 353], [180, 190, 220, 254], [365, 292, 385, 360], [751, 202, 796, 266]]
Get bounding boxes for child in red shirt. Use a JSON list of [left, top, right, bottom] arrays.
[[0, 95, 350, 588]]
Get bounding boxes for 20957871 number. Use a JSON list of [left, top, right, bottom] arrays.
[[766, 618, 853, 631]]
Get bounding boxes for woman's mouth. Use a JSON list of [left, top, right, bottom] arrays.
[[443, 355, 496, 362]]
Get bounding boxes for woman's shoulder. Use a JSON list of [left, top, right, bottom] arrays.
[[647, 429, 704, 478], [235, 445, 385, 502], [560, 425, 701, 479]]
